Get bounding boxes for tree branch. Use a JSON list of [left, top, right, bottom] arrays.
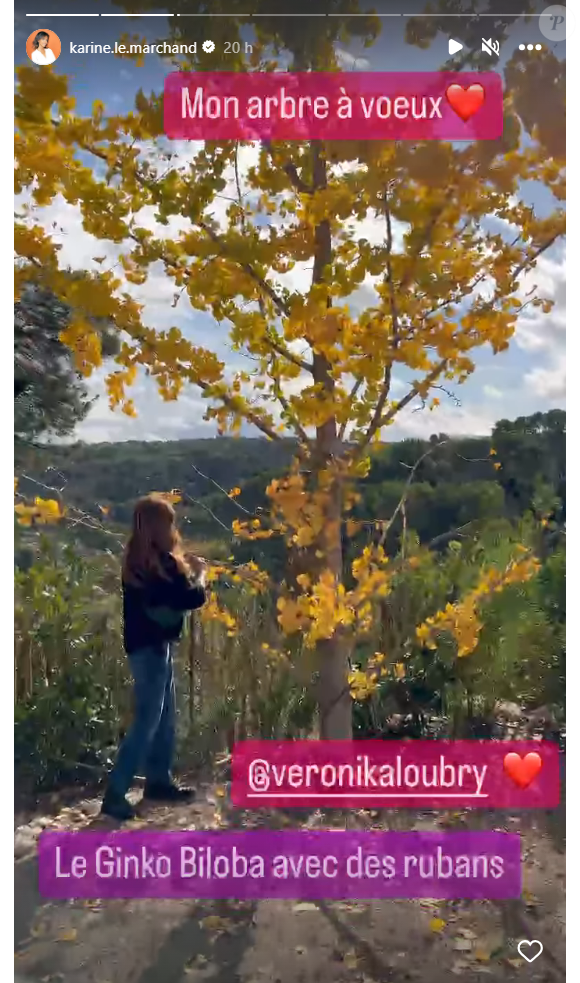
[[190, 462, 256, 517], [270, 366, 310, 446], [377, 439, 448, 547], [81, 138, 312, 375], [359, 187, 402, 450], [196, 380, 282, 442], [338, 378, 363, 441], [262, 141, 313, 194]]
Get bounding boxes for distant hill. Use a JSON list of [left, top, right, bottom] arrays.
[[15, 410, 565, 567]]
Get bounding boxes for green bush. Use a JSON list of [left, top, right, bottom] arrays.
[[15, 665, 120, 788]]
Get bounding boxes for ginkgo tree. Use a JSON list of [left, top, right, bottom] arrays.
[[14, 2, 565, 737]]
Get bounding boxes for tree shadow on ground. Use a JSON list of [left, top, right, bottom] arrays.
[[315, 899, 409, 983], [135, 899, 258, 983]]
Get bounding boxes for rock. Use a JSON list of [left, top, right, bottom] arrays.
[[15, 826, 37, 858]]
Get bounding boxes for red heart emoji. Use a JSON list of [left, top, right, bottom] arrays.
[[445, 83, 485, 122], [503, 752, 543, 789]]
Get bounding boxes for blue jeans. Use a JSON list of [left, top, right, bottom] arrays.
[[108, 643, 176, 797]]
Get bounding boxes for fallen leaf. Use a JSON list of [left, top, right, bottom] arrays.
[[506, 958, 524, 968], [429, 917, 446, 933], [453, 938, 473, 952], [343, 950, 358, 970], [522, 889, 539, 907], [57, 928, 78, 942], [295, 946, 307, 955], [292, 902, 318, 913], [474, 949, 491, 962], [199, 915, 230, 933], [451, 960, 470, 975], [186, 954, 208, 967], [82, 900, 103, 911]]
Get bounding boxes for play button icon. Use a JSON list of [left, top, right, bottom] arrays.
[[448, 38, 464, 55]]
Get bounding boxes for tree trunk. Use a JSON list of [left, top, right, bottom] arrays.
[[309, 140, 352, 740], [317, 636, 352, 739], [315, 478, 352, 740]]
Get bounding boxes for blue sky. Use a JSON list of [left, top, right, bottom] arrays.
[[15, 2, 566, 443]]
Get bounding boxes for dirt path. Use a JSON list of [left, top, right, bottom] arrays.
[[15, 786, 565, 983]]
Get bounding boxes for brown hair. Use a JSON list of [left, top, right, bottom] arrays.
[[122, 494, 190, 586]]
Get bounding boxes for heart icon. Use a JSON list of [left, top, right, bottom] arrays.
[[503, 752, 543, 789], [445, 83, 485, 122], [517, 940, 543, 964]]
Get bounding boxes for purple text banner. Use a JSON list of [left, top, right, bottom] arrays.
[[39, 830, 521, 900], [231, 740, 560, 809], [164, 72, 503, 141]]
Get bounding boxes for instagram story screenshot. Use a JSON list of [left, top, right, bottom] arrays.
[[13, 2, 566, 983]]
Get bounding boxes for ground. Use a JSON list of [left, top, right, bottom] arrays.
[[15, 780, 565, 983]]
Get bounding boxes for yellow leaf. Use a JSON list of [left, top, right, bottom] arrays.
[[229, 487, 241, 497], [151, 490, 182, 505], [199, 914, 230, 933], [429, 918, 446, 933], [394, 663, 406, 679], [57, 928, 78, 942], [343, 950, 358, 970]]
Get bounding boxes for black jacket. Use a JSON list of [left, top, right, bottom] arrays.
[[122, 553, 206, 654]]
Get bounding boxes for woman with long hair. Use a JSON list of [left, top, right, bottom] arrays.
[[31, 31, 56, 66], [101, 494, 207, 820]]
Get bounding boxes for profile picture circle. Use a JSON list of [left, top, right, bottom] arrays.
[[26, 29, 61, 66]]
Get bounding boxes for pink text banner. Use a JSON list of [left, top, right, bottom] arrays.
[[39, 829, 521, 900], [164, 72, 503, 141], [231, 740, 560, 809]]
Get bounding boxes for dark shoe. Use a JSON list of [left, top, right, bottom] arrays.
[[143, 782, 195, 803], [101, 790, 136, 821]]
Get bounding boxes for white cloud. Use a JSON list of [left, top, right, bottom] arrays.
[[515, 252, 565, 344], [524, 355, 566, 402], [393, 401, 496, 439], [483, 384, 502, 399], [335, 48, 370, 71], [76, 376, 212, 443], [515, 249, 565, 405]]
